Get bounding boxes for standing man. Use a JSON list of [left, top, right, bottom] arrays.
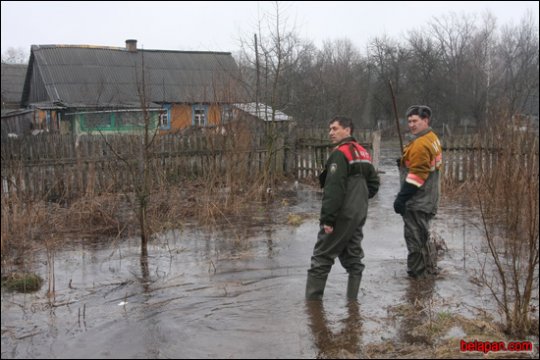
[[394, 105, 442, 278], [306, 116, 379, 301]]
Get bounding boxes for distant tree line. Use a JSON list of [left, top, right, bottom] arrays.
[[236, 9, 539, 132], [2, 9, 537, 133], [1, 46, 28, 64]]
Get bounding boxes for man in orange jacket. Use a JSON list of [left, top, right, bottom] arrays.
[[394, 105, 442, 278]]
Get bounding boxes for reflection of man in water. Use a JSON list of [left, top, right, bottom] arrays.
[[400, 277, 436, 344], [306, 301, 362, 358]]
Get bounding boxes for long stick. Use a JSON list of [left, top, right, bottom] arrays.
[[388, 80, 403, 153]]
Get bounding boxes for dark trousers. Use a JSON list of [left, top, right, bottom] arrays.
[[308, 217, 366, 279], [403, 210, 436, 277]]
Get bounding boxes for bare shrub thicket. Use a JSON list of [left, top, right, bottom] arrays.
[[195, 121, 264, 223], [1, 194, 49, 262], [1, 192, 129, 260], [473, 116, 539, 338], [0, 119, 285, 261]]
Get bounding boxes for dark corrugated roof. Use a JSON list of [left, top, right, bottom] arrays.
[[1, 63, 27, 107], [24, 45, 246, 107]]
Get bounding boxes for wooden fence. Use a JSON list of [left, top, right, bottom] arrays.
[[295, 130, 380, 179], [4, 128, 536, 201], [441, 133, 539, 182], [1, 129, 379, 201]]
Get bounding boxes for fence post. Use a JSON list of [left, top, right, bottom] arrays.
[[284, 121, 296, 175], [371, 130, 381, 171]]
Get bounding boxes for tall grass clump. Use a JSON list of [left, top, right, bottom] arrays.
[[474, 115, 539, 338]]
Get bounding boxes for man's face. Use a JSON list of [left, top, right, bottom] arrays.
[[329, 121, 351, 144], [407, 115, 429, 135]]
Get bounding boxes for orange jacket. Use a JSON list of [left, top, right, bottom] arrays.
[[402, 129, 442, 188]]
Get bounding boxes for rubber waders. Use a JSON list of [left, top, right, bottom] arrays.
[[305, 274, 327, 300], [346, 275, 362, 300]]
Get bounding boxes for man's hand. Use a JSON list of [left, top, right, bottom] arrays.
[[394, 182, 419, 215], [318, 169, 327, 188], [393, 197, 406, 215], [323, 225, 334, 234]]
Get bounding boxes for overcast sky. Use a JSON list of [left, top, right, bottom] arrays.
[[1, 1, 538, 56]]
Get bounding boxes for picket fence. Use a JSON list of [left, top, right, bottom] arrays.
[[1, 129, 380, 201]]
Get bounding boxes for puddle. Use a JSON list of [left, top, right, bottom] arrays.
[[1, 146, 518, 358]]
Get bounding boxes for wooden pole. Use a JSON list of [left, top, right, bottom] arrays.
[[388, 80, 403, 153]]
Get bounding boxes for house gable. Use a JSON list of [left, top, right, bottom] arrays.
[[22, 43, 247, 108], [1, 63, 27, 109]]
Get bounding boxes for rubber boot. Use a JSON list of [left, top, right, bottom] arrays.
[[305, 274, 327, 300], [346, 275, 362, 300]]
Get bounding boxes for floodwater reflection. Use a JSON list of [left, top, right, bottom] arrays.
[[1, 159, 508, 358], [399, 277, 436, 345], [306, 300, 363, 359]]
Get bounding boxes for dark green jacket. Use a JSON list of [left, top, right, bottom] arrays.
[[320, 137, 380, 226]]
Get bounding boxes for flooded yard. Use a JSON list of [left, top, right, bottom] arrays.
[[1, 151, 535, 358]]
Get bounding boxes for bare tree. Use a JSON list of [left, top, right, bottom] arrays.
[[1, 47, 28, 64], [92, 50, 161, 249], [405, 30, 443, 107], [429, 13, 477, 126], [495, 11, 539, 116], [473, 12, 497, 125], [238, 1, 301, 192], [368, 35, 409, 125]]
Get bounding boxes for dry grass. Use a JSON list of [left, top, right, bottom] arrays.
[[286, 213, 304, 226], [370, 306, 536, 359], [1, 193, 128, 245], [1, 121, 293, 264], [1, 179, 292, 268], [473, 122, 538, 338], [442, 117, 539, 339]]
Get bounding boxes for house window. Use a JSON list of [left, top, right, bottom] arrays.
[[221, 105, 233, 124], [117, 112, 145, 127], [45, 111, 51, 131], [83, 113, 113, 129], [192, 104, 208, 126], [159, 105, 171, 130]]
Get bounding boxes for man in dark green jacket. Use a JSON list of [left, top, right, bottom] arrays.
[[306, 116, 380, 301]]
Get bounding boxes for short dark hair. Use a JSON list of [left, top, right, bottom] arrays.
[[329, 116, 354, 134], [405, 105, 432, 120]]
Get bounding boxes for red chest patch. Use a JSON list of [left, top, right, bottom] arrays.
[[337, 142, 371, 164]]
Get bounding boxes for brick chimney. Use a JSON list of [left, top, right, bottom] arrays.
[[125, 39, 137, 52]]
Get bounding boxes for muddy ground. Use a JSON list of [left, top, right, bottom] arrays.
[[1, 148, 538, 359]]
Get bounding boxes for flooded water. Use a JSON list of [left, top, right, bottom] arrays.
[[1, 147, 506, 358]]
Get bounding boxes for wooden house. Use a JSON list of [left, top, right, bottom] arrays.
[[1, 63, 27, 110], [1, 63, 31, 137], [21, 40, 247, 135], [230, 102, 294, 134]]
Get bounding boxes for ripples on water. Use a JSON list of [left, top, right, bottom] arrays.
[[1, 149, 500, 359]]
